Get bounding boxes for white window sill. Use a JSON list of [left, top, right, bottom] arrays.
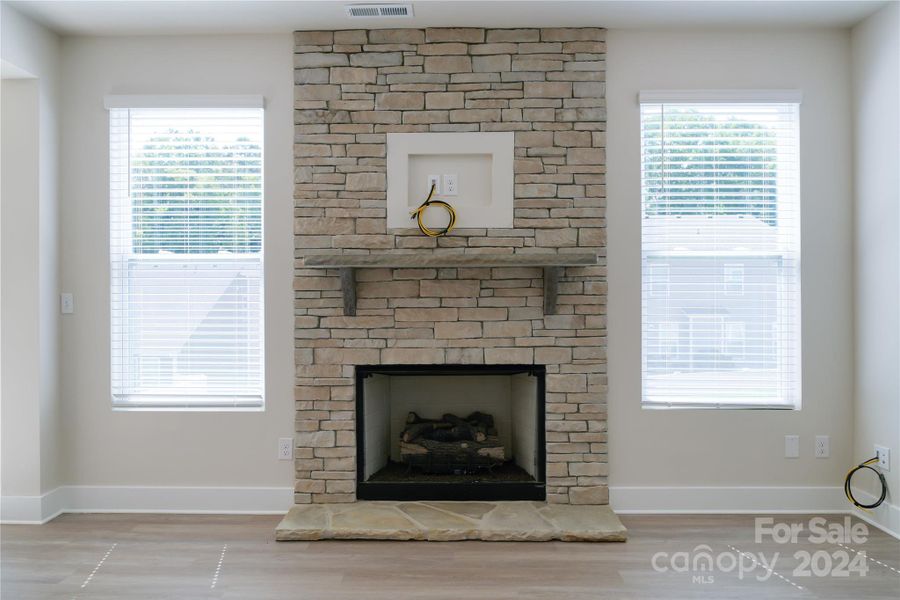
[[113, 405, 265, 413]]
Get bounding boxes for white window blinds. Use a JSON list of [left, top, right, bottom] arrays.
[[109, 105, 264, 409], [640, 95, 801, 408]]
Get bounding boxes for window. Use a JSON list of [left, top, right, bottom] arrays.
[[640, 91, 800, 408], [108, 97, 264, 409]]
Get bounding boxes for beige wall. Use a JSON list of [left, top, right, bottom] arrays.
[[1, 78, 42, 498], [606, 29, 854, 502], [851, 1, 900, 534], [58, 34, 295, 488], [1, 4, 62, 512]]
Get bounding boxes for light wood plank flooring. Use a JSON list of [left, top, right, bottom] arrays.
[[2, 513, 898, 599]]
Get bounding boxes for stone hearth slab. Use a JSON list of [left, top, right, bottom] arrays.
[[275, 501, 626, 542]]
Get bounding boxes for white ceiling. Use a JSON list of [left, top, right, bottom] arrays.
[[8, 0, 889, 36]]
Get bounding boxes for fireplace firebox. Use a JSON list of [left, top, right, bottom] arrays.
[[355, 365, 546, 501]]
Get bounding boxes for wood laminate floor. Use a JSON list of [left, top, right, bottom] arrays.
[[1, 513, 898, 599]]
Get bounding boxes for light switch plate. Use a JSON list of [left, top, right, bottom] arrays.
[[60, 293, 74, 314], [785, 435, 800, 458]]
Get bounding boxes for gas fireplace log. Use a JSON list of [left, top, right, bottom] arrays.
[[439, 414, 484, 442], [400, 411, 495, 444], [402, 421, 452, 443]]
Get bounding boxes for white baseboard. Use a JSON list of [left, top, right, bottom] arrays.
[[4, 485, 896, 541], [850, 487, 900, 540], [2, 485, 293, 523], [610, 485, 847, 514], [1, 487, 67, 524], [1, 494, 45, 524]]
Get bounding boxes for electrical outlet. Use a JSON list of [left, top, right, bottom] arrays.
[[278, 437, 293, 461], [60, 293, 74, 314], [875, 445, 890, 471], [785, 435, 800, 458], [443, 173, 458, 196], [815, 435, 829, 458], [426, 174, 441, 194]]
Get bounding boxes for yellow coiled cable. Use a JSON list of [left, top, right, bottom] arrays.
[[410, 183, 457, 237]]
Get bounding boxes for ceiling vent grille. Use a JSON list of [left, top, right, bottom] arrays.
[[345, 4, 414, 18]]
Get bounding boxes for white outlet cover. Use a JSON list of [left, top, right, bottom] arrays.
[[814, 435, 829, 458], [875, 445, 890, 471], [443, 173, 458, 196], [278, 437, 293, 460]]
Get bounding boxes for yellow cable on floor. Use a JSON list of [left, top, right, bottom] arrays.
[[844, 457, 885, 511], [410, 183, 457, 237]]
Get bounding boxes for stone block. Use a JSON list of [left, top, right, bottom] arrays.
[[524, 81, 573, 98], [395, 307, 459, 321], [334, 30, 367, 44], [458, 307, 508, 321], [330, 67, 377, 84], [420, 279, 480, 297], [424, 56, 473, 73], [486, 29, 539, 43], [425, 92, 465, 109], [536, 228, 578, 247], [295, 84, 342, 102], [417, 43, 469, 55], [345, 172, 386, 191], [381, 348, 446, 363], [296, 68, 330, 84], [569, 485, 609, 505], [369, 29, 425, 44], [483, 347, 534, 364], [434, 321, 482, 339], [546, 373, 587, 392], [294, 31, 334, 45], [554, 131, 592, 147], [472, 54, 511, 72], [375, 92, 425, 110], [449, 109, 501, 122], [483, 321, 532, 338], [350, 52, 404, 67], [426, 28, 485, 43], [296, 430, 336, 448]]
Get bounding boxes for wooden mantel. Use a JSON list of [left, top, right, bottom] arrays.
[[302, 252, 599, 316]]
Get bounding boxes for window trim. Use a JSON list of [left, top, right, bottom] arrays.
[[107, 99, 266, 412], [638, 92, 801, 411]]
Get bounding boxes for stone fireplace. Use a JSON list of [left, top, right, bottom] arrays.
[[291, 27, 608, 511]]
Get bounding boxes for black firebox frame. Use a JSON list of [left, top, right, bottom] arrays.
[[355, 364, 546, 501]]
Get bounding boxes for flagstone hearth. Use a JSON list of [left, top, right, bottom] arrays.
[[276, 501, 627, 542]]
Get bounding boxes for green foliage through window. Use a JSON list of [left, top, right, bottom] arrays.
[[130, 130, 262, 254], [642, 108, 779, 226]]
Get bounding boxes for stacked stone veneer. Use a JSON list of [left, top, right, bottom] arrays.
[[293, 28, 607, 505]]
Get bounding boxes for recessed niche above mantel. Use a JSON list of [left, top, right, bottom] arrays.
[[386, 132, 514, 230]]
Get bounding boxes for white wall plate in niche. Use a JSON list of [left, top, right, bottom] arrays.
[[386, 132, 514, 229]]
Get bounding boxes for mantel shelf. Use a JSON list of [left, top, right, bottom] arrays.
[[302, 253, 599, 316], [302, 252, 598, 269]]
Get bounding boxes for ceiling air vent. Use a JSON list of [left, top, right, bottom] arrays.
[[345, 4, 414, 18]]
